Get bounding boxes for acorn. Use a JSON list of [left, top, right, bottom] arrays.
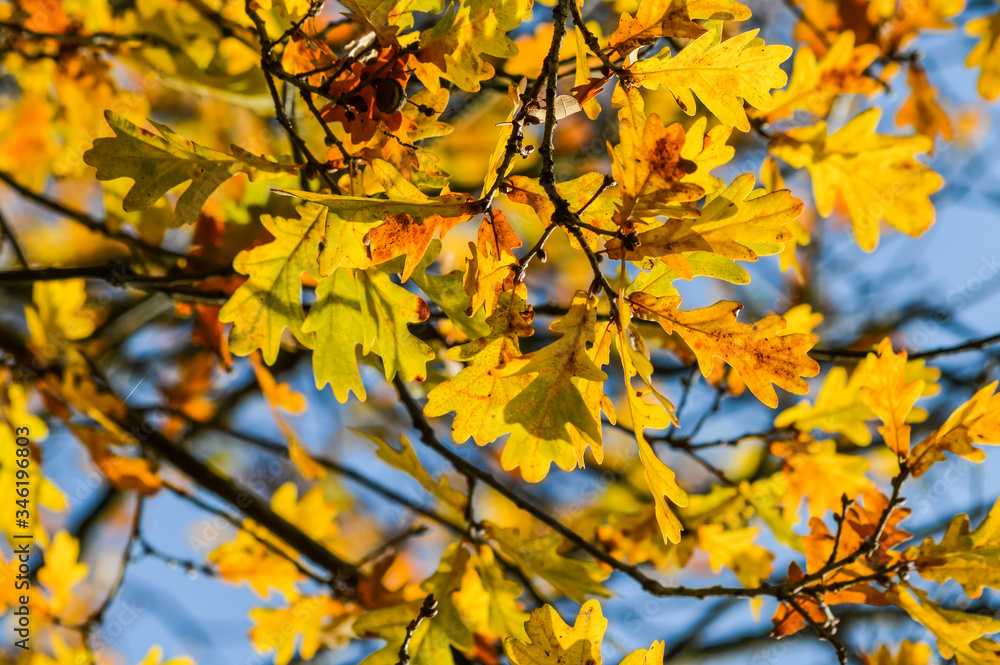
[[374, 79, 406, 114]]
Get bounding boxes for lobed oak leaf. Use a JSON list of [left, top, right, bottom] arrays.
[[769, 108, 944, 251], [424, 291, 535, 447], [354, 542, 524, 665], [208, 528, 304, 600], [776, 349, 939, 446], [679, 116, 735, 199], [462, 211, 522, 317], [38, 530, 89, 615], [758, 31, 880, 123], [410, 0, 531, 93], [908, 492, 1000, 598], [605, 174, 802, 279], [889, 585, 1000, 665], [463, 545, 530, 641], [861, 641, 934, 665], [303, 262, 434, 403], [628, 293, 819, 408], [608, 0, 707, 56], [610, 104, 705, 227], [909, 381, 1000, 477], [615, 299, 687, 543], [250, 596, 349, 665], [485, 522, 611, 603], [354, 429, 467, 512], [697, 524, 774, 589], [285, 160, 483, 281], [861, 338, 925, 457], [897, 62, 954, 142], [779, 439, 874, 522], [497, 292, 610, 481], [84, 111, 293, 227], [25, 279, 100, 362], [219, 205, 324, 365], [629, 24, 791, 131], [966, 9, 1000, 100], [504, 599, 606, 665], [505, 599, 665, 665]]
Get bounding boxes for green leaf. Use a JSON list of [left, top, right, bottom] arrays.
[[219, 205, 324, 364], [84, 111, 292, 226], [302, 261, 434, 402]]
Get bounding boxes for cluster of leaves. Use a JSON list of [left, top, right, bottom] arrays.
[[2, 0, 1000, 663]]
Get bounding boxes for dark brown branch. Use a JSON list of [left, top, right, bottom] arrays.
[[114, 413, 363, 591], [811, 331, 1000, 362], [0, 170, 185, 262], [397, 595, 438, 665], [244, 0, 337, 191]]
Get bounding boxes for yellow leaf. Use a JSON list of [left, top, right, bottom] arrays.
[[679, 116, 735, 199], [779, 304, 823, 340], [776, 366, 874, 445], [135, 646, 196, 665], [271, 482, 339, 543], [897, 63, 954, 141], [249, 352, 323, 480], [498, 292, 609, 481], [354, 597, 454, 665], [966, 9, 1000, 100], [781, 439, 874, 522], [485, 521, 611, 603], [605, 174, 802, 278], [467, 545, 529, 641], [861, 641, 934, 665], [250, 352, 306, 414], [208, 528, 304, 600], [355, 542, 519, 665], [697, 524, 774, 589], [410, 0, 532, 92], [283, 160, 482, 281], [354, 429, 467, 512], [504, 173, 621, 249], [505, 599, 665, 665], [889, 585, 1000, 665], [629, 24, 791, 131], [25, 279, 99, 356], [424, 291, 535, 448], [908, 493, 1000, 598], [504, 599, 606, 665], [861, 338, 925, 457], [608, 0, 707, 56], [758, 31, 880, 123], [910, 381, 1000, 477], [770, 108, 943, 251], [462, 211, 522, 316], [637, 436, 688, 544], [609, 103, 705, 226], [250, 596, 346, 665], [68, 425, 163, 495], [38, 530, 88, 615], [628, 293, 819, 407]]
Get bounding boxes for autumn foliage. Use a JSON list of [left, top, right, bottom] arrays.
[[2, 0, 1000, 663]]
